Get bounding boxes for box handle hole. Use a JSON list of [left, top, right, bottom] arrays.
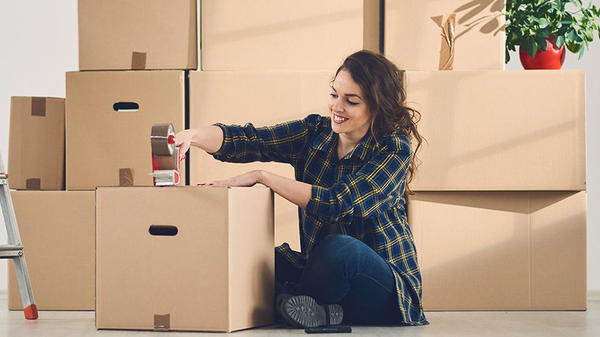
[[113, 102, 139, 112], [149, 225, 178, 236]]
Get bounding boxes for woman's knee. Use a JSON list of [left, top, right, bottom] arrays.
[[312, 234, 365, 268]]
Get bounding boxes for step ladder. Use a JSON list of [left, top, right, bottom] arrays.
[[0, 151, 37, 319]]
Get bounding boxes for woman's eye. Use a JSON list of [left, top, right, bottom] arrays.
[[346, 100, 359, 105], [330, 93, 338, 98]]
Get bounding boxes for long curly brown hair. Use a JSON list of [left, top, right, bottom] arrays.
[[334, 50, 423, 193]]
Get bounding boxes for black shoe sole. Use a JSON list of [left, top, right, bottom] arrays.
[[279, 295, 343, 328]]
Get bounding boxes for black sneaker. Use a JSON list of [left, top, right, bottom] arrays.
[[276, 294, 343, 328]]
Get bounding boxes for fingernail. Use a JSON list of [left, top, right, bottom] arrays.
[[198, 183, 205, 186]]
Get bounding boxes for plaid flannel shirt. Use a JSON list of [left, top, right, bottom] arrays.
[[212, 114, 428, 325]]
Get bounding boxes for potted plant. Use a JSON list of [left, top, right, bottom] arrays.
[[506, 0, 600, 69]]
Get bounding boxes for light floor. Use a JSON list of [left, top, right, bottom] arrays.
[[1, 293, 599, 337]]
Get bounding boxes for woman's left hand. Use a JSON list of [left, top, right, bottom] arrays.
[[209, 170, 263, 187]]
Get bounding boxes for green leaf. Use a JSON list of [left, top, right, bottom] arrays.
[[578, 45, 585, 59], [529, 38, 538, 57], [556, 35, 566, 48], [566, 40, 582, 53], [535, 34, 548, 51]]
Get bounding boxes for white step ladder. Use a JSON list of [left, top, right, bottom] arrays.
[[0, 151, 37, 319]]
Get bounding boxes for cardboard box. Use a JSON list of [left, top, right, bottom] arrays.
[[190, 71, 331, 250], [78, 0, 197, 70], [8, 97, 65, 190], [408, 191, 587, 310], [405, 70, 586, 191], [66, 70, 186, 190], [8, 191, 95, 310], [96, 186, 274, 332], [385, 0, 505, 70], [201, 0, 380, 70]]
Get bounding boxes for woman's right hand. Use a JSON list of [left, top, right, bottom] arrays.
[[174, 129, 198, 161]]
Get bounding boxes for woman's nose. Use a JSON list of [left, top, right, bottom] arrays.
[[331, 97, 343, 112]]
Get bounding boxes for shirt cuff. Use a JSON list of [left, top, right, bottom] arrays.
[[305, 185, 329, 219], [209, 123, 231, 160]]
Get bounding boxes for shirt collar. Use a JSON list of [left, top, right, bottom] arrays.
[[310, 127, 376, 161]]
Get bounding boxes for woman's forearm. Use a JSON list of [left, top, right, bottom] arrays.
[[259, 171, 312, 209], [191, 125, 224, 154]]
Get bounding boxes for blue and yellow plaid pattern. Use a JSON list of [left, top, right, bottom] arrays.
[[212, 114, 428, 325]]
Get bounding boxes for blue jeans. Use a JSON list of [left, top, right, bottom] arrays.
[[275, 234, 401, 325]]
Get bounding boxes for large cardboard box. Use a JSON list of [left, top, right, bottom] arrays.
[[385, 0, 505, 70], [190, 71, 331, 250], [96, 186, 274, 332], [408, 191, 587, 310], [8, 191, 95, 310], [66, 70, 186, 190], [405, 70, 586, 191], [8, 97, 65, 190], [78, 0, 197, 70], [201, 0, 380, 70]]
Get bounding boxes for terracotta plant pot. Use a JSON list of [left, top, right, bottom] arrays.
[[519, 36, 566, 69]]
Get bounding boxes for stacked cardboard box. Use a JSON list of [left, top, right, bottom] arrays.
[[6, 97, 96, 311], [192, 0, 381, 250], [7, 0, 586, 328], [73, 0, 276, 333], [95, 186, 274, 331], [8, 97, 65, 191], [383, 1, 587, 311]]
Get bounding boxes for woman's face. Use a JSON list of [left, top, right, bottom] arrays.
[[328, 69, 372, 140]]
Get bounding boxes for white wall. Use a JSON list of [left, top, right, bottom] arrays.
[[0, 1, 78, 291], [0, 1, 598, 294]]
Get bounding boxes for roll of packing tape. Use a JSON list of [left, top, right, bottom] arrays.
[[151, 123, 175, 156]]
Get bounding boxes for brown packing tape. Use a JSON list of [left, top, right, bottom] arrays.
[[438, 13, 456, 71], [154, 314, 170, 331], [155, 148, 180, 170], [119, 168, 134, 186], [25, 178, 41, 190], [131, 52, 147, 70], [31, 97, 46, 116]]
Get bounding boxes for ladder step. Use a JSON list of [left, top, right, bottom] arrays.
[[0, 244, 24, 259]]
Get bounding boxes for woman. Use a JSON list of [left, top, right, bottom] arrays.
[[175, 50, 428, 327]]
